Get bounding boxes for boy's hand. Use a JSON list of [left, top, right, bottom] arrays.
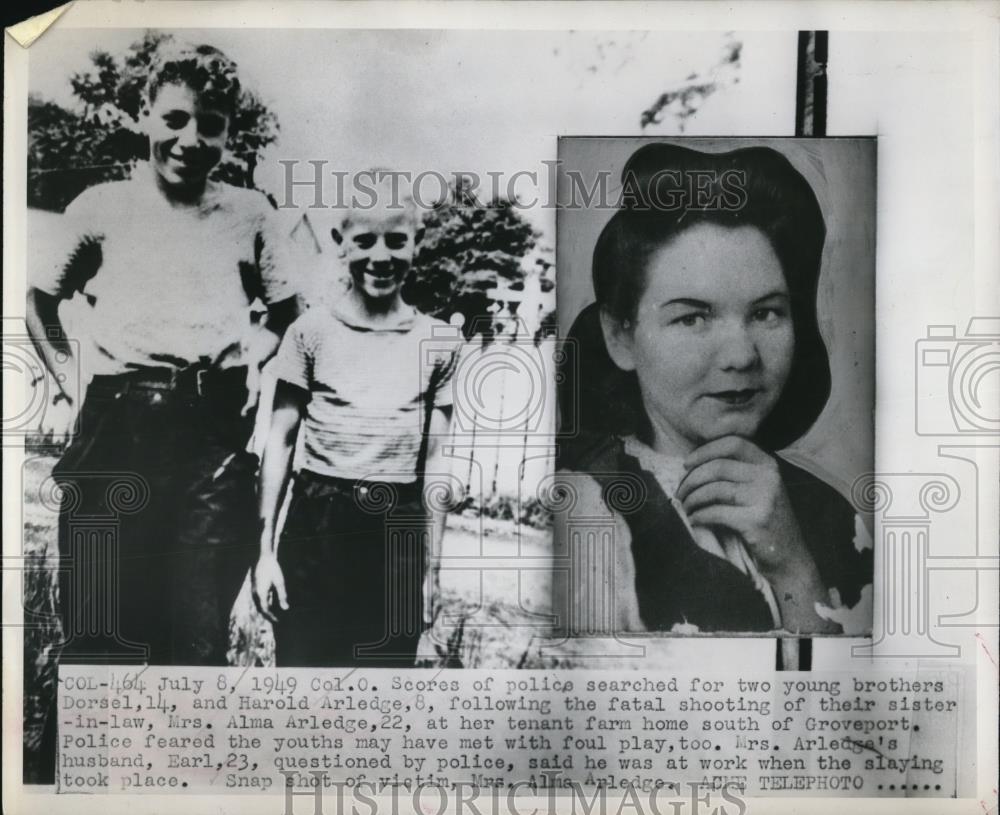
[[50, 364, 80, 408], [41, 397, 77, 445], [38, 371, 82, 444], [676, 435, 811, 579], [251, 553, 288, 623], [240, 364, 263, 417]]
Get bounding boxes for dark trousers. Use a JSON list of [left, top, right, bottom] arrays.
[[53, 368, 258, 666], [274, 470, 427, 668]]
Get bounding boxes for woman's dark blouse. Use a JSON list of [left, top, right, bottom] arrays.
[[576, 436, 873, 634]]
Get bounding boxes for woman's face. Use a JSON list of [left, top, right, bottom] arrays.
[[603, 222, 795, 454]]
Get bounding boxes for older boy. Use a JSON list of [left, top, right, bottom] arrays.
[[26, 44, 297, 665], [253, 175, 456, 667]]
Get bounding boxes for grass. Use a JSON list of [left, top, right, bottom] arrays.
[[22, 457, 62, 756], [21, 454, 553, 779]]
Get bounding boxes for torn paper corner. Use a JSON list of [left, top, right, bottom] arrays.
[[6, 2, 73, 49]]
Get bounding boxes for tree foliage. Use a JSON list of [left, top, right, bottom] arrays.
[[27, 31, 279, 212], [26, 32, 544, 342], [406, 178, 538, 340]]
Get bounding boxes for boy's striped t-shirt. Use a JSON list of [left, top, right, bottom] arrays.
[[273, 304, 458, 483]]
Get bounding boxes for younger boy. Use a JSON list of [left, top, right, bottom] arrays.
[[27, 44, 297, 666], [252, 174, 456, 667]]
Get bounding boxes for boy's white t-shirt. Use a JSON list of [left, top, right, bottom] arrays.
[[32, 163, 295, 379], [272, 303, 458, 484]]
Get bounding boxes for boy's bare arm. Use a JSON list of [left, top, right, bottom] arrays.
[[263, 297, 298, 350], [26, 287, 79, 405], [425, 404, 453, 541], [253, 378, 306, 620], [241, 297, 299, 416], [422, 405, 453, 623]]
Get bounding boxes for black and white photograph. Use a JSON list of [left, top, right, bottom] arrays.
[[3, 3, 997, 813], [552, 137, 875, 640], [19, 25, 567, 783]]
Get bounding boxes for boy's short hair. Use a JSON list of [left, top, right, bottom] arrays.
[[148, 43, 242, 116], [339, 168, 423, 232]]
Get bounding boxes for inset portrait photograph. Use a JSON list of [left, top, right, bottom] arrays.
[[553, 137, 875, 638]]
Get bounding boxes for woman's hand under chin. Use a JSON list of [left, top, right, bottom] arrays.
[[676, 435, 807, 573], [676, 435, 841, 633]]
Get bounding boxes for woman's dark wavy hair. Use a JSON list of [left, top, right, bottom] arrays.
[[559, 142, 830, 466]]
